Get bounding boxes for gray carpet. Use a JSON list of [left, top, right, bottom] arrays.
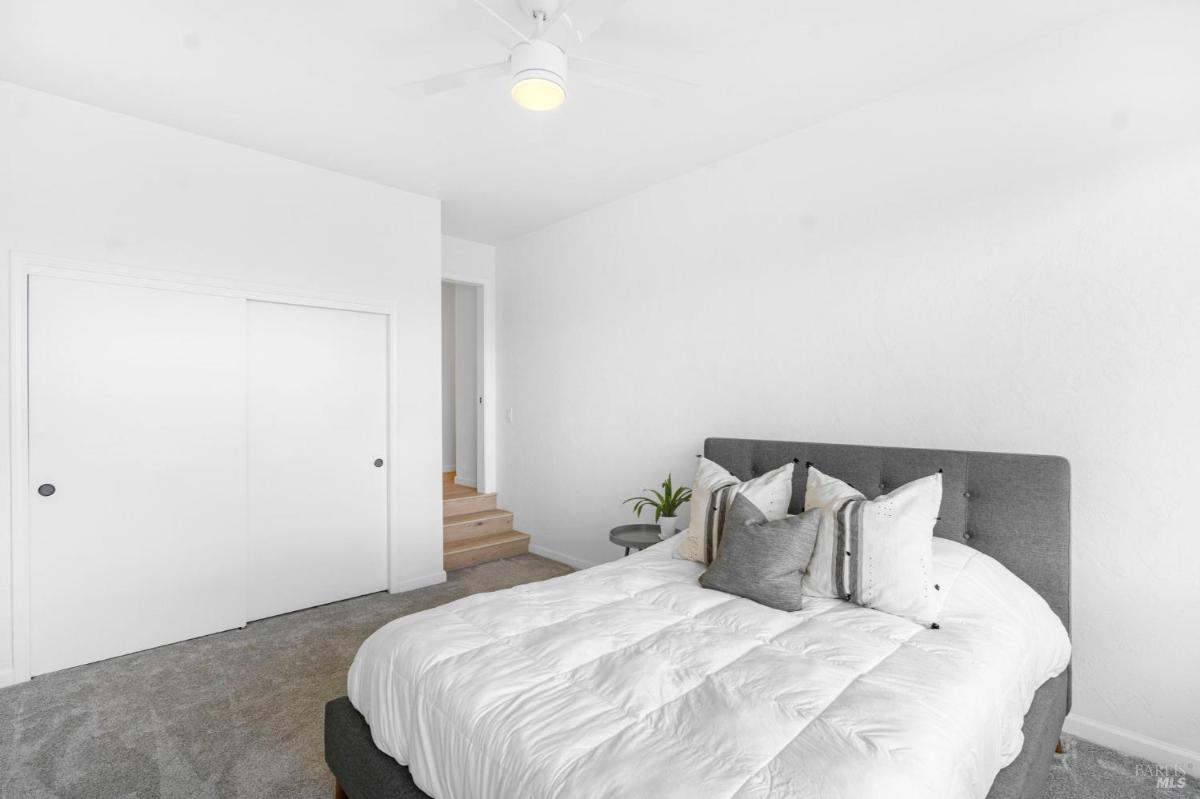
[[1046, 735, 1198, 799], [0, 555, 572, 799], [0, 554, 1192, 799]]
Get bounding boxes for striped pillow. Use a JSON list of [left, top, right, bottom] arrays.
[[676, 459, 793, 564], [802, 466, 864, 597], [805, 467, 943, 627]]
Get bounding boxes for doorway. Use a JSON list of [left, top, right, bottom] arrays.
[[441, 280, 482, 489]]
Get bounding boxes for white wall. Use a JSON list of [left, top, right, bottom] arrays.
[[442, 236, 497, 493], [441, 283, 457, 471], [0, 81, 445, 684], [497, 4, 1200, 770], [453, 284, 478, 486], [442, 236, 495, 285]]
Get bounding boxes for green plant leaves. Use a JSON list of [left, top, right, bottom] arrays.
[[622, 473, 694, 521]]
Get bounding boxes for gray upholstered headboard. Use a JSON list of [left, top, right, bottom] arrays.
[[704, 438, 1071, 634]]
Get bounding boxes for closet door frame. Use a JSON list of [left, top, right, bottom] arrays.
[[8, 251, 399, 686]]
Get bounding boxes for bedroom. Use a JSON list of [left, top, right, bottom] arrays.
[[0, 1, 1197, 798]]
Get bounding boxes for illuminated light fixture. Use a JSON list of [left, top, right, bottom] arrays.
[[392, 1, 698, 110], [510, 40, 567, 111], [511, 76, 565, 111]]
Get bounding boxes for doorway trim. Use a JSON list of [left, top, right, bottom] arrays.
[[442, 271, 495, 495], [7, 251, 406, 687]]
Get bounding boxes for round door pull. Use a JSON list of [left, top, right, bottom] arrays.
[[37, 483, 55, 497], [374, 458, 384, 467]]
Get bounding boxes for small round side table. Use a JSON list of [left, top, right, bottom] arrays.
[[609, 524, 662, 556]]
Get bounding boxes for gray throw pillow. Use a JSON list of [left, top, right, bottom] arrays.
[[698, 493, 820, 611]]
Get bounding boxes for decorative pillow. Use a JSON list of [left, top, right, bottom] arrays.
[[801, 466, 864, 597], [699, 494, 820, 611], [676, 458, 793, 564], [807, 467, 943, 627]]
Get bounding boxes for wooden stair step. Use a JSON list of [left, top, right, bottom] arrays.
[[443, 509, 514, 542], [444, 531, 530, 571], [443, 482, 477, 499], [443, 492, 497, 517]]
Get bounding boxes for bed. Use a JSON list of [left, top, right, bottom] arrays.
[[326, 438, 1071, 799]]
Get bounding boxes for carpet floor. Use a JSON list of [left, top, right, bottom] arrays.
[[0, 553, 1193, 799]]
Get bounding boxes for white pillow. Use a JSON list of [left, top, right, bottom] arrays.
[[802, 466, 864, 598], [676, 458, 793, 564], [804, 466, 943, 626]]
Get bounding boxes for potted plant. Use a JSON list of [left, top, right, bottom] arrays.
[[624, 474, 692, 540]]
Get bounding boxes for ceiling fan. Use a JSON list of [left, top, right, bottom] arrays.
[[397, 0, 693, 110]]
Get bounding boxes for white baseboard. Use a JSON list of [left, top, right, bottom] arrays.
[[529, 543, 597, 571], [454, 476, 476, 488], [442, 464, 456, 473], [1064, 713, 1200, 777], [389, 570, 447, 594]]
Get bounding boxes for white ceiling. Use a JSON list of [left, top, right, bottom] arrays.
[[0, 0, 1131, 243]]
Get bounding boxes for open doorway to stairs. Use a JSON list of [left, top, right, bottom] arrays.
[[440, 280, 527, 570], [441, 280, 481, 489]]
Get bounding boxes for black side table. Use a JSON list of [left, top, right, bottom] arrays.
[[609, 524, 662, 556]]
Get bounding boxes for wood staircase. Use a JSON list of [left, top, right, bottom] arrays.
[[443, 472, 530, 571]]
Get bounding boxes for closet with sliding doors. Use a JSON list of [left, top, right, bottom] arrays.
[[22, 269, 390, 676]]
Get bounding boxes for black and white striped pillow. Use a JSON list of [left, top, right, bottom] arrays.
[[810, 468, 943, 627], [677, 459, 793, 564]]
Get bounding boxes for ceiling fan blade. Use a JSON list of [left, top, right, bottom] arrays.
[[570, 67, 655, 99], [437, 0, 530, 50], [392, 61, 509, 100], [542, 0, 630, 51], [570, 55, 697, 98]]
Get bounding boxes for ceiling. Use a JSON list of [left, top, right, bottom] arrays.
[[0, 0, 1131, 243]]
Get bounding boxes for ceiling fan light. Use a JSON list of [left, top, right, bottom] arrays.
[[509, 41, 568, 111], [511, 75, 566, 111]]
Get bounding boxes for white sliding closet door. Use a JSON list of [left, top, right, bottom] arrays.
[[28, 276, 248, 675], [246, 301, 388, 621]]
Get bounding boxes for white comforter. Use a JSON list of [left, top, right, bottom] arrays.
[[349, 537, 1070, 799]]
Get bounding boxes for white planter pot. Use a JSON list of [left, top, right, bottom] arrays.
[[658, 516, 678, 540]]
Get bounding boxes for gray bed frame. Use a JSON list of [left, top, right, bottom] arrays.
[[325, 438, 1071, 799]]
